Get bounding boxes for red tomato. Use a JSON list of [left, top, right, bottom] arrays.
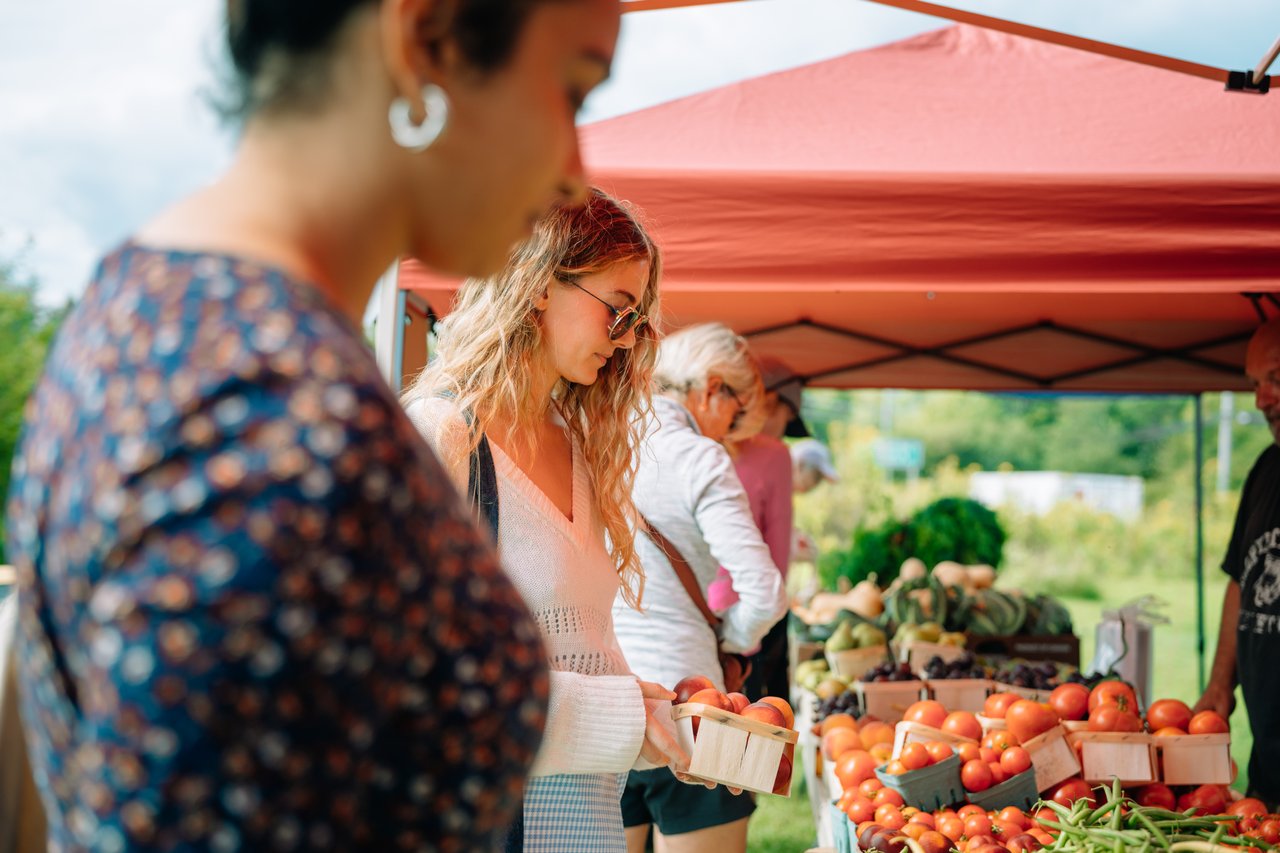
[[1007, 700, 1059, 743], [859, 778, 884, 798], [1046, 777, 1097, 809], [873, 786, 906, 808], [1000, 746, 1032, 776], [984, 693, 1022, 720], [957, 804, 986, 819], [1048, 683, 1090, 722], [876, 804, 907, 829], [989, 761, 1007, 785], [938, 815, 966, 842], [957, 742, 982, 763], [984, 729, 1021, 752], [1188, 710, 1230, 735], [1145, 698, 1193, 733], [962, 759, 994, 792], [1134, 783, 1176, 811], [1258, 819, 1280, 845], [926, 741, 955, 764], [909, 812, 936, 828], [1230, 798, 1269, 819], [1185, 784, 1229, 815], [1088, 680, 1137, 713], [900, 742, 931, 771], [964, 814, 994, 838], [980, 747, 1001, 764], [1088, 703, 1143, 733], [942, 711, 984, 741], [998, 807, 1029, 831], [846, 796, 878, 823], [905, 700, 950, 729]]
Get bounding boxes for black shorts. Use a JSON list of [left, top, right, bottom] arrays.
[[620, 768, 756, 835]]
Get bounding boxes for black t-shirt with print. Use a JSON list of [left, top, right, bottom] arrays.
[[1223, 443, 1280, 803]]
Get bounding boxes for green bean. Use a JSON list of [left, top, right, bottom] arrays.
[[1132, 809, 1170, 849]]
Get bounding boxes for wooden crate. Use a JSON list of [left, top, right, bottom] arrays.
[[672, 702, 799, 796], [1006, 685, 1055, 703], [1157, 733, 1233, 786], [891, 720, 976, 760], [854, 681, 927, 723], [927, 679, 995, 713], [1023, 724, 1081, 793], [826, 645, 889, 679], [1068, 731, 1156, 785], [967, 633, 1080, 666], [895, 641, 969, 673]]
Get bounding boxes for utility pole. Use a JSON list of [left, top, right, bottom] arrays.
[[1217, 392, 1234, 493]]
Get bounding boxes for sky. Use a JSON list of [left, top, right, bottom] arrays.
[[1, 0, 1276, 307]]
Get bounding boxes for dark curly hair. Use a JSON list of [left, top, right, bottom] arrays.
[[222, 0, 549, 120]]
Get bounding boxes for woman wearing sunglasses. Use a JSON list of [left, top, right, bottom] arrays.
[[613, 322, 789, 853], [403, 188, 691, 851]]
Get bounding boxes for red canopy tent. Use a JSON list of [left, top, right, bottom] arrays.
[[396, 24, 1280, 393]]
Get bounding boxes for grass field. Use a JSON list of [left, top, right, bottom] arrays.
[[748, 572, 1253, 852]]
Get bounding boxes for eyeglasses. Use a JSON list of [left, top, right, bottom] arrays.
[[558, 275, 649, 341], [721, 383, 746, 429]]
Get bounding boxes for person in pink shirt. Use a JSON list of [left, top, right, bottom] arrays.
[[708, 356, 816, 699]]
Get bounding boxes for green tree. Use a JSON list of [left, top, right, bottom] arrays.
[[0, 256, 68, 555]]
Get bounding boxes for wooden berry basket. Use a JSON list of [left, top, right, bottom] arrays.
[[891, 720, 978, 760], [1067, 731, 1156, 785], [1004, 684, 1055, 704], [1156, 733, 1233, 786], [895, 641, 968, 673], [976, 713, 1007, 733], [854, 680, 927, 723], [825, 645, 890, 679], [875, 753, 966, 811], [1022, 724, 1081, 792], [926, 678, 995, 713], [671, 703, 799, 796]]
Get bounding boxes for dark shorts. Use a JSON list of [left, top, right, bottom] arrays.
[[620, 768, 756, 835]]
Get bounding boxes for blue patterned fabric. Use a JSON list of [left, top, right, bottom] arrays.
[[523, 773, 627, 852], [5, 244, 549, 851]]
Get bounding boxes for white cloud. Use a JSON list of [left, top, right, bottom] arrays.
[[2, 0, 1275, 306]]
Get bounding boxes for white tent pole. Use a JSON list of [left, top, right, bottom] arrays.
[[1254, 34, 1280, 85], [374, 261, 405, 393]]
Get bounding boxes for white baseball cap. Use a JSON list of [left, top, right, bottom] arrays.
[[791, 439, 838, 482]]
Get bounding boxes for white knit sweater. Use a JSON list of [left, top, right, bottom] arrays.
[[406, 398, 647, 777], [612, 396, 789, 692]]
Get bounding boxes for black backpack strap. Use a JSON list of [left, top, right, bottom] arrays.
[[469, 434, 500, 542], [435, 392, 500, 543]]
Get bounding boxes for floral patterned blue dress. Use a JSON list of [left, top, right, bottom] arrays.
[[4, 243, 549, 852]]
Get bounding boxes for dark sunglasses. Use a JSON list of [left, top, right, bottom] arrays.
[[558, 275, 649, 341], [721, 383, 746, 429]]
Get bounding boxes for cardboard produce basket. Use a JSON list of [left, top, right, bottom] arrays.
[[1068, 731, 1156, 786], [1022, 724, 1082, 792], [1156, 733, 1233, 786], [826, 645, 890, 679], [875, 753, 966, 811], [891, 720, 978, 760], [976, 713, 1007, 733], [895, 641, 969, 673], [927, 678, 996, 713], [672, 703, 799, 796], [966, 768, 1039, 811], [854, 680, 927, 723]]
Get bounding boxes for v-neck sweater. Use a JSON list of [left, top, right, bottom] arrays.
[[406, 397, 645, 778]]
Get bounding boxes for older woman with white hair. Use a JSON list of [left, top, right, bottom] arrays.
[[614, 323, 788, 853]]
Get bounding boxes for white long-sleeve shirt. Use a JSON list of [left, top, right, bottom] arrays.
[[613, 396, 789, 692], [406, 398, 646, 777]]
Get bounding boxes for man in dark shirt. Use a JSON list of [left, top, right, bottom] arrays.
[[1196, 318, 1280, 808]]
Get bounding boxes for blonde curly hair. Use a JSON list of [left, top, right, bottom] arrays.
[[403, 187, 661, 608]]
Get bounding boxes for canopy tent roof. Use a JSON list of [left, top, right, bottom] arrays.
[[400, 24, 1280, 392]]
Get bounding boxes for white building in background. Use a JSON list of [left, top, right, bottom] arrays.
[[969, 471, 1144, 522]]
